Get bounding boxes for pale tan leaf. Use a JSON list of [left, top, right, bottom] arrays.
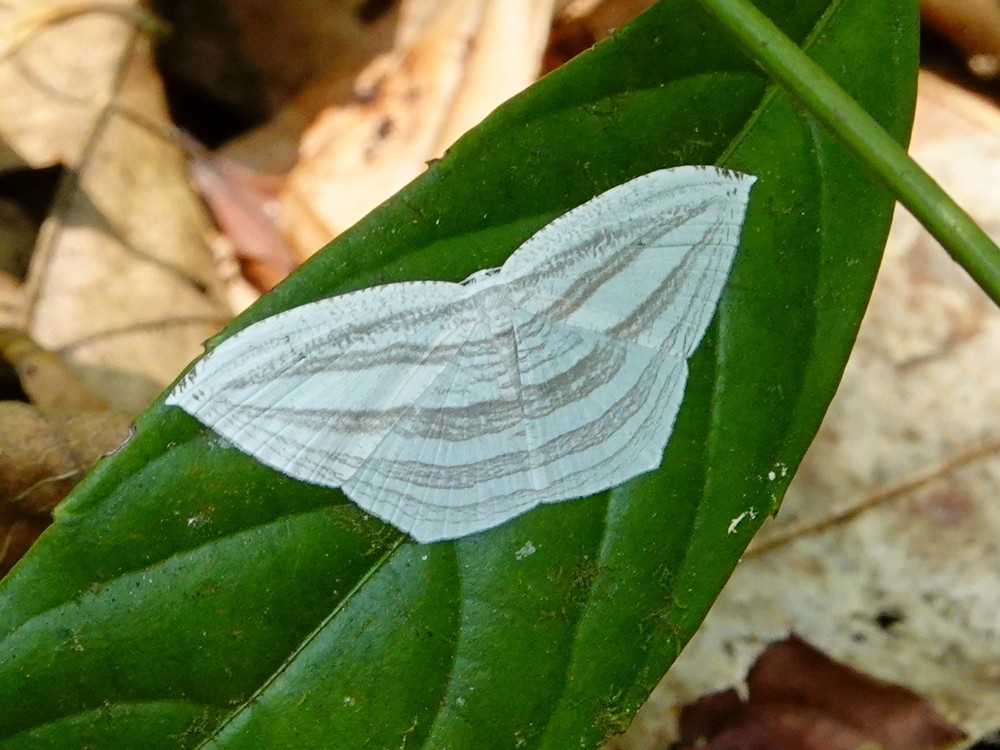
[[205, 234, 263, 315], [280, 0, 556, 260], [0, 0, 162, 170], [21, 36, 232, 415]]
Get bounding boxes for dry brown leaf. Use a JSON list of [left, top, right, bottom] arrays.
[[221, 0, 400, 111], [178, 130, 294, 290], [0, 195, 37, 280], [557, 0, 656, 40], [0, 328, 108, 409], [0, 401, 131, 576], [0, 273, 23, 331], [202, 233, 265, 315], [677, 636, 965, 750], [0, 1, 163, 170], [217, 1, 400, 176], [545, 2, 655, 82], [922, 0, 1000, 79], [0, 2, 235, 414], [19, 33, 232, 415], [280, 0, 557, 259]]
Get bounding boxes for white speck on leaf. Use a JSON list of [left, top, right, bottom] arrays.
[[728, 507, 758, 535], [515, 541, 536, 560]]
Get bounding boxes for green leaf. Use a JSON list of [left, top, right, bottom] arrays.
[[0, 0, 917, 747]]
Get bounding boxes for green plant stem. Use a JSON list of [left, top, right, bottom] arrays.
[[699, 0, 1000, 304]]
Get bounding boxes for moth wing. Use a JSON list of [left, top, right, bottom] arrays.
[[341, 311, 537, 542], [342, 301, 688, 543], [166, 281, 475, 489], [500, 165, 756, 358], [168, 166, 758, 543], [505, 308, 689, 505]]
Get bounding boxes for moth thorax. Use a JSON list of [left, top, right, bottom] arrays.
[[476, 288, 513, 337], [460, 265, 501, 288]]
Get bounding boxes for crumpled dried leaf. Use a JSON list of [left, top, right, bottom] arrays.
[[280, 0, 557, 259], [0, 1, 163, 170], [677, 636, 965, 750], [0, 325, 132, 576], [0, 327, 107, 410], [0, 273, 23, 331], [220, 0, 399, 111], [179, 130, 294, 290], [0, 195, 37, 280], [922, 0, 1000, 79], [216, 1, 399, 177], [0, 401, 131, 576], [544, 0, 656, 73], [557, 0, 656, 39], [18, 31, 232, 415]]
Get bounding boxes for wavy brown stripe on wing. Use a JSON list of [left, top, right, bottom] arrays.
[[608, 218, 731, 352], [345, 338, 672, 495]]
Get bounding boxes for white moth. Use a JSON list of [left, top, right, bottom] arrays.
[[167, 165, 756, 543]]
